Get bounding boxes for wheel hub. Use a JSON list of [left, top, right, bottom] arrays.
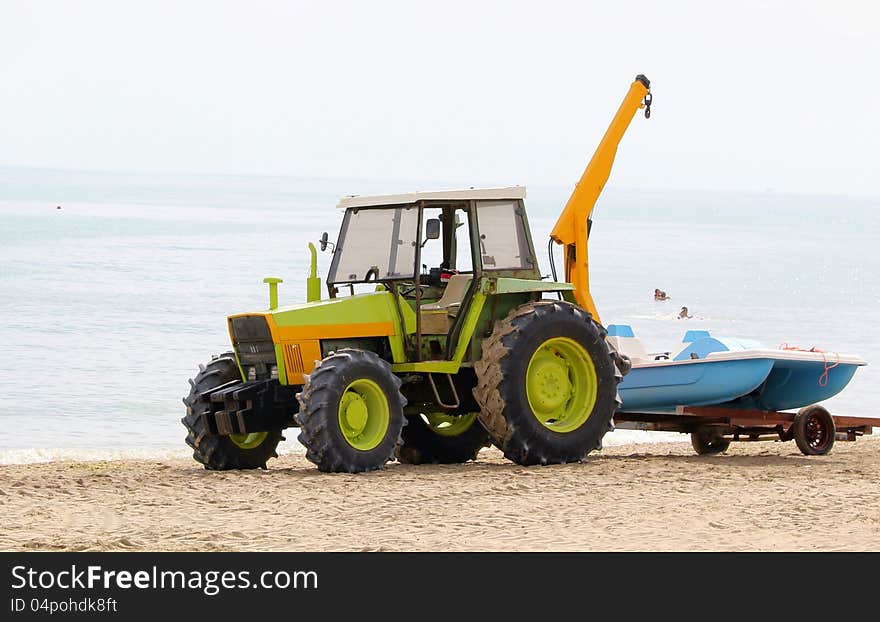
[[336, 379, 391, 451], [340, 392, 369, 436], [525, 337, 598, 434], [528, 357, 572, 411], [806, 415, 827, 448]]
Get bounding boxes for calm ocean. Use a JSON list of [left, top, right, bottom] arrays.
[[1, 166, 877, 463]]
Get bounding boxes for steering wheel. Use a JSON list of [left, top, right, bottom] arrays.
[[399, 282, 426, 299], [365, 267, 379, 282]]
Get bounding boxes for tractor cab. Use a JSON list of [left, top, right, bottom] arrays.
[[327, 187, 539, 343]]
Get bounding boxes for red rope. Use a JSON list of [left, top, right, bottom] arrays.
[[818, 351, 841, 387], [777, 343, 840, 387]]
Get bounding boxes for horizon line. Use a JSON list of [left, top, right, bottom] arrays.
[[1, 162, 877, 201]]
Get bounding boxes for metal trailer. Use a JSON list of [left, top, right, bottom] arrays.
[[613, 404, 876, 456]]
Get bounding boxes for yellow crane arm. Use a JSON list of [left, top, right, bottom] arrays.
[[550, 74, 651, 324]]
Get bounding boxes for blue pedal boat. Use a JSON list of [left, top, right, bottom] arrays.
[[606, 325, 867, 413]]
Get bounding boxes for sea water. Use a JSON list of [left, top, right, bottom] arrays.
[[1, 167, 877, 463]]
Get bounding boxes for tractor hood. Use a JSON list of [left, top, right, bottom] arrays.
[[227, 291, 416, 385], [229, 291, 415, 343]]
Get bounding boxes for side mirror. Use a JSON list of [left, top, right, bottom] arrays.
[[319, 232, 329, 252], [425, 218, 441, 240]]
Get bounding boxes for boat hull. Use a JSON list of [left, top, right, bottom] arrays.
[[618, 357, 863, 413], [606, 326, 866, 414], [617, 358, 773, 412], [735, 358, 861, 411]]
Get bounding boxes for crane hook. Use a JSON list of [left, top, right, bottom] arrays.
[[643, 92, 653, 119]]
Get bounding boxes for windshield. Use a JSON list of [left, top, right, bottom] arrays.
[[328, 206, 419, 284]]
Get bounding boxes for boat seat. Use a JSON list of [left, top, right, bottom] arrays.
[[667, 330, 713, 360], [605, 324, 672, 362], [610, 337, 653, 362], [606, 325, 650, 362]]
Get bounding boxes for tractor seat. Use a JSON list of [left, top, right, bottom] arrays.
[[419, 274, 472, 335], [420, 274, 472, 313]]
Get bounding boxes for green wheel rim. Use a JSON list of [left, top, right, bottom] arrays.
[[525, 337, 598, 433], [229, 431, 268, 450], [423, 412, 478, 437], [338, 379, 390, 450]]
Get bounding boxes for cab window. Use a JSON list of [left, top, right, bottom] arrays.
[[328, 206, 419, 284], [475, 201, 531, 270]]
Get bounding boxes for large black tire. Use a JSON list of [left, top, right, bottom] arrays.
[[395, 413, 491, 464], [295, 348, 406, 473], [793, 404, 835, 456], [690, 427, 731, 455], [182, 352, 283, 470], [474, 301, 622, 466]]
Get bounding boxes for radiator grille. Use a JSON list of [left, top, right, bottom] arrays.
[[229, 315, 275, 365], [283, 343, 305, 375]]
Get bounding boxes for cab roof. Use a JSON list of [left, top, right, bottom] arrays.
[[336, 186, 526, 209]]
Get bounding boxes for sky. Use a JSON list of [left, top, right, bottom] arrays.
[[1, 0, 878, 195]]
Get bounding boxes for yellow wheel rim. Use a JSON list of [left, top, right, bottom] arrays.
[[229, 431, 268, 450], [525, 337, 598, 433], [422, 412, 478, 437], [338, 379, 390, 450]]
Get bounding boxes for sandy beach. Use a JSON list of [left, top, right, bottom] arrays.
[[2, 438, 878, 552]]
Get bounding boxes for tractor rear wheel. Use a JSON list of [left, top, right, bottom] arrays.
[[296, 348, 406, 473], [474, 301, 621, 466], [182, 352, 283, 470], [395, 412, 491, 464]]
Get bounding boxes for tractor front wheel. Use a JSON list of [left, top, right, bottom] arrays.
[[296, 349, 406, 473], [182, 352, 283, 470]]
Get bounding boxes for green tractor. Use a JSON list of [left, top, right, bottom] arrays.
[[182, 75, 652, 472]]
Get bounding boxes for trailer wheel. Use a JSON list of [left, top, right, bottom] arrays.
[[690, 428, 730, 455], [793, 405, 835, 456]]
